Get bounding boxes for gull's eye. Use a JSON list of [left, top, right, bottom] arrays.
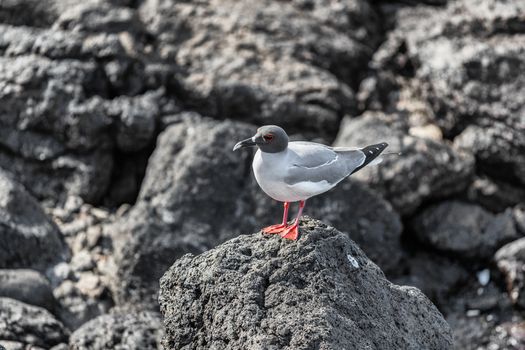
[[263, 134, 274, 142]]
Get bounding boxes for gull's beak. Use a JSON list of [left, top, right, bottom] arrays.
[[233, 137, 257, 151]]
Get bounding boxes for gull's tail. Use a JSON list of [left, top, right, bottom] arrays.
[[351, 142, 389, 175]]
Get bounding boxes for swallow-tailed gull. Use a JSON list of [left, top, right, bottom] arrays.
[[233, 125, 388, 240]]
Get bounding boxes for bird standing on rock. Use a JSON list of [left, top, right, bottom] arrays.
[[233, 125, 388, 240]]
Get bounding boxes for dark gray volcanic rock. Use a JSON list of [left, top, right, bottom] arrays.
[[495, 238, 525, 308], [444, 281, 524, 350], [447, 314, 525, 350], [53, 3, 144, 35], [69, 311, 162, 350], [0, 297, 68, 348], [0, 341, 45, 350], [111, 114, 404, 307], [0, 11, 170, 205], [105, 92, 160, 153], [385, 0, 525, 187], [334, 111, 474, 215], [0, 50, 113, 204], [159, 217, 452, 350], [393, 0, 525, 130], [393, 251, 469, 308], [354, 1, 525, 214], [455, 124, 525, 188], [466, 176, 525, 213], [0, 170, 68, 270], [111, 115, 256, 307], [0, 0, 132, 28], [412, 201, 519, 260], [139, 0, 381, 137], [0, 0, 64, 27], [0, 269, 55, 311], [305, 180, 403, 273]]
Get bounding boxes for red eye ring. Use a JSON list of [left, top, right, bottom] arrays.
[[263, 134, 274, 142]]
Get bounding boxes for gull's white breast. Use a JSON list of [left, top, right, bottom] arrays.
[[252, 149, 333, 202]]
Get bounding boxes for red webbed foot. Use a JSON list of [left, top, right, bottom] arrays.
[[280, 224, 299, 240], [262, 223, 288, 234]]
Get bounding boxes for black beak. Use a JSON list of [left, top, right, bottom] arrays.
[[233, 137, 257, 151]]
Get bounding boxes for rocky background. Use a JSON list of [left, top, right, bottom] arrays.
[[0, 0, 524, 349]]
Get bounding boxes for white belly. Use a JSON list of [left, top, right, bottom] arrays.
[[252, 150, 333, 202]]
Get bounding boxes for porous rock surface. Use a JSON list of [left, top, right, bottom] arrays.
[[367, 0, 525, 197], [404, 0, 525, 189], [0, 8, 169, 206], [139, 0, 382, 137], [159, 217, 452, 350]]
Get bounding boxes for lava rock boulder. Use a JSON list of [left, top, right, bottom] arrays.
[[139, 0, 382, 137], [159, 217, 452, 349], [0, 11, 169, 205], [0, 170, 68, 270], [392, 0, 525, 186], [0, 297, 68, 348], [69, 311, 162, 350], [334, 111, 474, 215], [392, 251, 469, 308], [0, 269, 55, 311], [110, 114, 256, 307], [412, 200, 519, 260]]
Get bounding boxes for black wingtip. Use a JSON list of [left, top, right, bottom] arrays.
[[351, 142, 388, 175]]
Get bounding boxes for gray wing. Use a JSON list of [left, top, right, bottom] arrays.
[[284, 142, 365, 185]]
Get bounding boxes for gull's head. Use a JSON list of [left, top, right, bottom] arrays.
[[233, 125, 288, 153]]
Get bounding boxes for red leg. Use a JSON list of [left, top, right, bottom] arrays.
[[262, 202, 290, 234], [280, 200, 305, 240]]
